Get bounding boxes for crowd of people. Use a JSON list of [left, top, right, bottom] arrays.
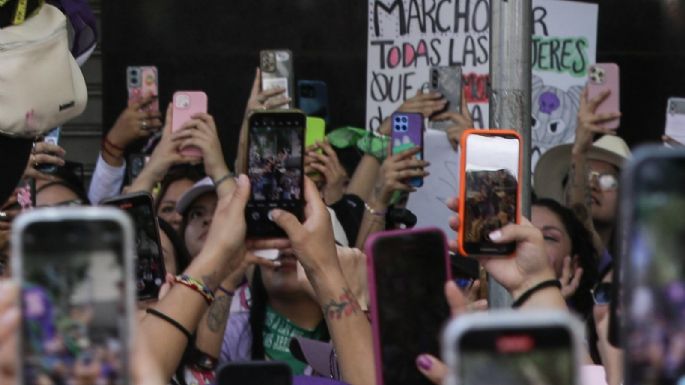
[[0, 9, 681, 384]]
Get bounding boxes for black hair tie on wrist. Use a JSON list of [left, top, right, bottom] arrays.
[[511, 279, 562, 309], [146, 308, 193, 342]]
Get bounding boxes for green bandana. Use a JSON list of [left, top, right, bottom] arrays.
[[263, 305, 327, 375], [326, 126, 389, 162]]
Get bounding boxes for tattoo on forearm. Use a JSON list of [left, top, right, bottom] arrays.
[[322, 288, 361, 320], [201, 272, 218, 291], [206, 293, 231, 333]]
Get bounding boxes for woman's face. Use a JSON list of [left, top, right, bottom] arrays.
[[160, 228, 177, 276], [157, 178, 195, 232], [261, 251, 310, 298], [183, 193, 217, 258], [588, 159, 619, 226], [35, 181, 80, 207], [531, 205, 573, 277]]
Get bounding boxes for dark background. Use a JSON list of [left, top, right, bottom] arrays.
[[103, 0, 685, 164]]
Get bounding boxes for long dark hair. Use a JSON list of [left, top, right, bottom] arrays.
[[533, 198, 599, 320], [155, 165, 203, 212], [249, 266, 330, 360], [158, 217, 191, 274]]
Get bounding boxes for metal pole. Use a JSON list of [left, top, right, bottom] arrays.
[[488, 0, 532, 308]]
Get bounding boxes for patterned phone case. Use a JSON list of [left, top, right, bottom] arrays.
[[260, 50, 294, 108], [429, 66, 463, 131], [391, 112, 424, 188], [127, 66, 159, 113]]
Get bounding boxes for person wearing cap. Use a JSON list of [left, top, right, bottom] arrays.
[[534, 88, 629, 267]]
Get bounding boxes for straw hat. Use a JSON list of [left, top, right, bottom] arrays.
[[533, 135, 632, 203]]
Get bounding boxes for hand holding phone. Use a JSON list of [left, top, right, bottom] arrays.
[[127, 66, 159, 114], [391, 112, 425, 188], [458, 129, 521, 256], [260, 50, 294, 109], [365, 227, 451, 385], [428, 66, 463, 132], [171, 91, 208, 158], [246, 111, 305, 238], [587, 63, 620, 130]]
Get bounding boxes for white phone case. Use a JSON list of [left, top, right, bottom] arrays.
[[441, 310, 584, 385], [665, 97, 685, 146]]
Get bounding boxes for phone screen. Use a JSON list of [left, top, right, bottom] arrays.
[[370, 229, 450, 385], [622, 154, 685, 385], [217, 362, 291, 385], [246, 112, 305, 238], [458, 326, 575, 385], [103, 194, 165, 300], [462, 132, 520, 255], [18, 218, 130, 385]]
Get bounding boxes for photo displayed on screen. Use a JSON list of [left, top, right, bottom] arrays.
[[464, 135, 519, 245], [460, 346, 574, 385], [248, 125, 303, 205], [625, 191, 685, 385], [22, 244, 126, 385]]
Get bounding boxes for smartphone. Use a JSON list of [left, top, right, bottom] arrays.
[[614, 146, 685, 384], [391, 112, 424, 188], [127, 66, 159, 113], [36, 127, 61, 174], [458, 129, 521, 256], [305, 117, 326, 149], [260, 49, 294, 109], [428, 66, 463, 131], [297, 80, 329, 122], [442, 310, 583, 385], [171, 91, 207, 158], [101, 192, 166, 301], [246, 111, 305, 238], [665, 97, 685, 146], [587, 63, 620, 130], [11, 207, 135, 385], [365, 227, 452, 385], [128, 153, 151, 182], [217, 362, 292, 385]]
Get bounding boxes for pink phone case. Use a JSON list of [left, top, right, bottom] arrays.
[[587, 63, 620, 130], [364, 227, 452, 385], [172, 91, 208, 158]]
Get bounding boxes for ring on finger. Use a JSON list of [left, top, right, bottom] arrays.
[[140, 120, 149, 130]]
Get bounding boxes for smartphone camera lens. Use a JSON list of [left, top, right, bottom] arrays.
[[394, 116, 401, 123], [401, 116, 408, 123], [402, 124, 408, 131]]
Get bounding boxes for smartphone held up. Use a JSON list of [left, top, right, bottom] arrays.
[[172, 90, 208, 158], [246, 111, 306, 238], [458, 129, 522, 256], [11, 207, 135, 385]]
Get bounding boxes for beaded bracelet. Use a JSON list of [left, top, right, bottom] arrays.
[[174, 274, 215, 305], [364, 202, 387, 217]]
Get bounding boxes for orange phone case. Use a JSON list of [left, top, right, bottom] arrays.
[[458, 129, 523, 257], [172, 91, 208, 158]]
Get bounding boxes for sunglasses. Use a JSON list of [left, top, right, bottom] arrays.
[[591, 282, 612, 305], [588, 171, 619, 192]]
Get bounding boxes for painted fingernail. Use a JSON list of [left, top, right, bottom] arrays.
[[416, 355, 432, 371], [273, 260, 282, 267], [267, 210, 274, 222], [489, 230, 503, 241]]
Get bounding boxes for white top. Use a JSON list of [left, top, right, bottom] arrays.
[[88, 153, 125, 204]]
